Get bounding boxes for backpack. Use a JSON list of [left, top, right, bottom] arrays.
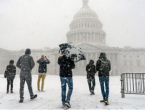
[[99, 59, 110, 73]]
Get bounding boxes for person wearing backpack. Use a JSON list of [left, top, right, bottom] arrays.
[[96, 52, 111, 105], [4, 60, 16, 94], [86, 60, 96, 95]]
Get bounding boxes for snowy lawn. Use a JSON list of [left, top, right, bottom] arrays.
[[0, 75, 145, 109]]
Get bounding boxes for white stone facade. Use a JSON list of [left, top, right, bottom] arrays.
[[0, 0, 145, 76]]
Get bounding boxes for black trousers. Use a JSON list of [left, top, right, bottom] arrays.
[[7, 79, 14, 90]]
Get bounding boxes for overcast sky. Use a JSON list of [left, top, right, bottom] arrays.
[[0, 0, 145, 50]]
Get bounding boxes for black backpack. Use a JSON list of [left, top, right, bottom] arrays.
[[99, 59, 110, 73]]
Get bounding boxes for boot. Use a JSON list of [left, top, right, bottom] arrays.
[[31, 94, 37, 100], [19, 100, 23, 103], [11, 90, 13, 93], [104, 98, 109, 105], [91, 90, 95, 95], [64, 101, 71, 108], [100, 100, 105, 102], [19, 97, 24, 103]]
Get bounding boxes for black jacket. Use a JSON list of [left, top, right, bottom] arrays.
[[37, 59, 50, 73], [16, 49, 35, 72], [58, 56, 75, 77], [4, 64, 16, 80], [86, 60, 96, 79], [96, 58, 111, 77]]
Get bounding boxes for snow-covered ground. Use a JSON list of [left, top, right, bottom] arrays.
[[0, 75, 145, 109]]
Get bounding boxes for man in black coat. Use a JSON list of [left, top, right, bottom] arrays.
[[96, 52, 111, 105], [4, 60, 16, 93], [58, 55, 75, 108], [16, 48, 37, 103], [86, 60, 96, 95], [37, 55, 50, 92]]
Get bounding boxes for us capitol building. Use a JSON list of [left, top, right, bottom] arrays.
[[1, 0, 145, 76]]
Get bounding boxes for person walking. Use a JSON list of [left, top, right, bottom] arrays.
[[4, 60, 16, 94], [58, 55, 75, 108], [16, 48, 37, 103], [37, 55, 50, 92], [96, 52, 111, 105], [86, 60, 96, 95]]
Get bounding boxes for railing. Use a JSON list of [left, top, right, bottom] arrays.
[[121, 73, 145, 98]]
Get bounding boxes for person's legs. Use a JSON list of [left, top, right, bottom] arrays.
[[105, 77, 109, 101], [66, 77, 73, 102], [87, 79, 92, 93], [92, 78, 96, 92], [20, 74, 25, 100], [60, 77, 67, 104], [25, 73, 34, 98], [7, 79, 10, 92], [41, 74, 46, 91], [99, 77, 106, 100], [10, 79, 14, 92], [37, 74, 42, 91]]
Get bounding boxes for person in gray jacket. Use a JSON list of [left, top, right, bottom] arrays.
[[16, 48, 37, 103]]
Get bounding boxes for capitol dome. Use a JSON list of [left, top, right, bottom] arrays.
[[67, 0, 106, 47], [73, 1, 99, 20]]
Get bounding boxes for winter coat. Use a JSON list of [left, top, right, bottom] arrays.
[[37, 59, 50, 73], [16, 49, 35, 72], [58, 55, 75, 77], [4, 64, 16, 80], [86, 61, 96, 79], [96, 56, 111, 77]]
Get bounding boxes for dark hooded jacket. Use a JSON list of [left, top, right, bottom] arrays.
[[96, 53, 111, 77], [37, 59, 50, 73], [58, 55, 75, 77], [4, 61, 16, 80], [16, 49, 35, 72], [86, 60, 96, 79]]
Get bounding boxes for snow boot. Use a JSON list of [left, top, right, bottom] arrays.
[[65, 101, 71, 108], [90, 90, 95, 95], [19, 100, 23, 103], [104, 98, 109, 105], [105, 101, 109, 105], [31, 94, 37, 100], [11, 90, 13, 93], [91, 90, 95, 95], [100, 100, 105, 102], [19, 97, 24, 103]]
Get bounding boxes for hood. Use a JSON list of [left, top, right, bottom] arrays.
[[9, 60, 14, 65], [99, 52, 107, 60], [89, 60, 94, 65], [25, 48, 31, 55]]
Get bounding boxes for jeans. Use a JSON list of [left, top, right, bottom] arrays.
[[99, 77, 109, 100], [37, 73, 46, 91], [87, 78, 95, 92], [20, 71, 34, 100], [60, 77, 73, 103], [7, 79, 14, 90]]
